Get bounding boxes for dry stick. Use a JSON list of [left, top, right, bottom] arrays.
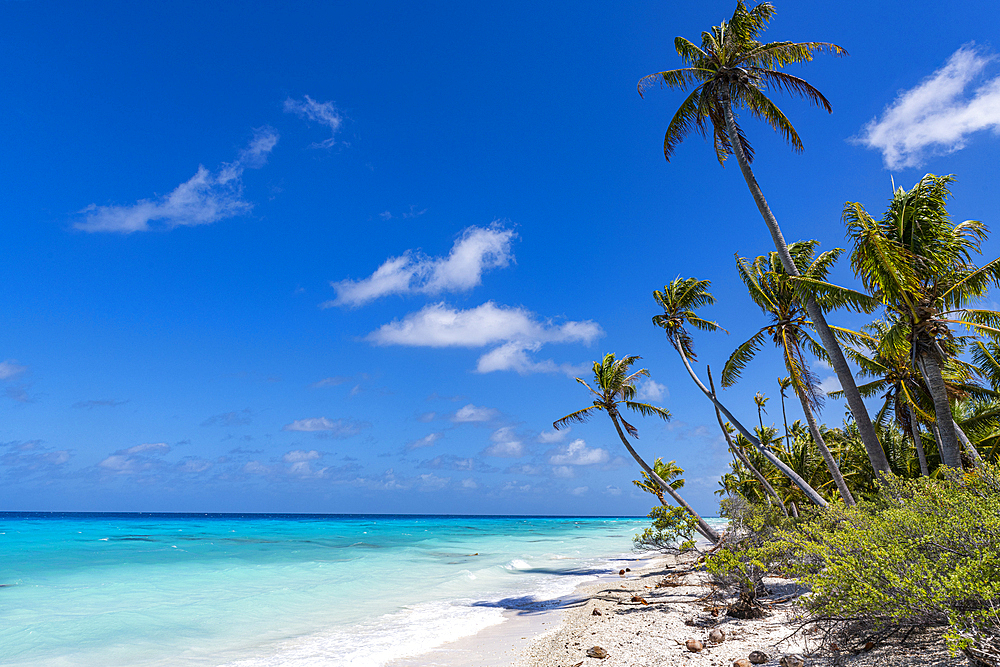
[[707, 366, 788, 516], [672, 341, 828, 507]]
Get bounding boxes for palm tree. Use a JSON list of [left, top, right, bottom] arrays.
[[721, 241, 856, 504], [652, 277, 828, 506], [777, 376, 792, 447], [553, 352, 721, 542], [636, 1, 890, 475], [632, 457, 685, 504], [845, 174, 1000, 468]]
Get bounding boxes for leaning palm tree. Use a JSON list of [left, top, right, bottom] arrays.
[[653, 277, 828, 506], [721, 241, 856, 505], [553, 353, 721, 542], [845, 174, 1000, 468], [637, 1, 890, 475]]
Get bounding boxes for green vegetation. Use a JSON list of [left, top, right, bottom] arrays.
[[548, 2, 1000, 663]]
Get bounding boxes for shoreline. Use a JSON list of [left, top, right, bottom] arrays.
[[396, 547, 967, 667]]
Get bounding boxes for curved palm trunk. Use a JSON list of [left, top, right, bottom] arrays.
[[780, 390, 791, 448], [953, 419, 984, 468], [673, 342, 828, 507], [708, 367, 788, 516], [721, 103, 892, 476], [907, 404, 930, 476], [796, 391, 856, 505], [607, 413, 721, 543], [915, 352, 963, 468]]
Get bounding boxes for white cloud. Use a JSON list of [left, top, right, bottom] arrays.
[[537, 427, 569, 444], [552, 465, 574, 478], [178, 458, 212, 473], [637, 379, 668, 402], [819, 376, 842, 395], [856, 45, 1000, 168], [243, 461, 271, 475], [282, 417, 368, 437], [548, 439, 609, 466], [569, 486, 589, 496], [366, 301, 602, 375], [98, 442, 169, 474], [406, 433, 442, 450], [460, 477, 478, 489], [75, 127, 279, 233], [283, 449, 321, 462], [605, 485, 622, 496], [0, 360, 26, 380], [452, 404, 498, 423], [482, 427, 524, 458], [283, 95, 343, 148], [418, 473, 450, 490], [327, 225, 515, 307], [368, 302, 601, 348]]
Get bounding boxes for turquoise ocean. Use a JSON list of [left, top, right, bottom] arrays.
[[0, 513, 725, 666]]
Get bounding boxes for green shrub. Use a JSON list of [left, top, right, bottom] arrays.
[[633, 504, 700, 552], [778, 464, 1000, 666]]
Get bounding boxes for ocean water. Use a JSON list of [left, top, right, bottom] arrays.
[[0, 513, 725, 667]]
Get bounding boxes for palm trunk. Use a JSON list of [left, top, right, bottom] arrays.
[[796, 391, 855, 505], [915, 351, 962, 468], [907, 404, 929, 476], [953, 419, 984, 468], [672, 341, 828, 507], [708, 367, 788, 516], [607, 413, 721, 543], [780, 389, 791, 449], [721, 102, 891, 476]]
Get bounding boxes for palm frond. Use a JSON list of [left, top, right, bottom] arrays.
[[553, 405, 602, 430], [721, 330, 768, 387]]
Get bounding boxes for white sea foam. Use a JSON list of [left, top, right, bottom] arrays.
[[222, 601, 505, 667]]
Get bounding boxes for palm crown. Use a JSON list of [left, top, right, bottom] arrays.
[[553, 353, 671, 438], [637, 0, 846, 164], [652, 277, 726, 359]]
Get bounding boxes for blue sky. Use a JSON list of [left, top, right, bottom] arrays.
[[3, 0, 1000, 514]]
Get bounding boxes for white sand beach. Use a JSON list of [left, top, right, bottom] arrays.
[[399, 550, 968, 667]]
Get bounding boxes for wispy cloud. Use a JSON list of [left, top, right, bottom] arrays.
[[481, 427, 524, 458], [366, 301, 602, 375], [548, 439, 609, 466], [636, 379, 668, 402], [856, 45, 1000, 168], [282, 417, 369, 437], [99, 442, 170, 474], [406, 432, 442, 450], [201, 409, 253, 427], [451, 404, 498, 423], [72, 399, 128, 409], [0, 360, 26, 380], [327, 225, 516, 308], [75, 127, 279, 233], [284, 95, 343, 148]]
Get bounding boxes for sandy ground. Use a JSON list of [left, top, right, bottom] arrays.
[[512, 552, 968, 667], [394, 550, 968, 667]]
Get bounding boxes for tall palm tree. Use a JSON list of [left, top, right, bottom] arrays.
[[636, 1, 890, 475], [553, 353, 721, 542], [721, 241, 856, 504], [652, 277, 828, 506], [845, 174, 1000, 468]]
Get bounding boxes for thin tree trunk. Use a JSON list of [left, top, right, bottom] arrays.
[[780, 386, 791, 449], [721, 102, 891, 476], [672, 342, 828, 507], [952, 419, 984, 468], [797, 392, 856, 505], [607, 413, 720, 543], [907, 404, 929, 476], [915, 352, 962, 468], [708, 367, 788, 516]]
